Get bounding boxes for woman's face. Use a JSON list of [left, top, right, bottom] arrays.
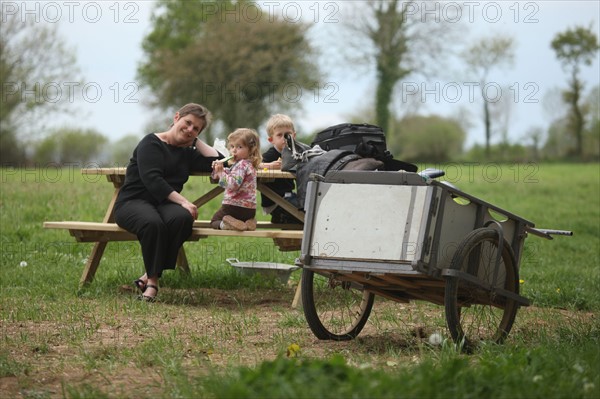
[[172, 113, 204, 147]]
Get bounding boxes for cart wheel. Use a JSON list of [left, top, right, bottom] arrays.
[[444, 227, 519, 351], [301, 268, 375, 340]]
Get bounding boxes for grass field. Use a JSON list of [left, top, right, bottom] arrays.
[[0, 162, 598, 398]]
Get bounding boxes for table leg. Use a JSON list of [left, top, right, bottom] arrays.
[[257, 183, 305, 222], [291, 274, 303, 308], [193, 186, 224, 208], [79, 242, 107, 287], [177, 247, 191, 274], [80, 180, 119, 286]]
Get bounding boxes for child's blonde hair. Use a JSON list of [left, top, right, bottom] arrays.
[[227, 128, 262, 169], [266, 114, 295, 137]]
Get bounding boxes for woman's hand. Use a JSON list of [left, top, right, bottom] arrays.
[[181, 201, 198, 219]]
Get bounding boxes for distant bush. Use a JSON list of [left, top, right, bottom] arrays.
[[389, 115, 466, 163]]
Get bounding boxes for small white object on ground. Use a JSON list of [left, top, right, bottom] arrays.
[[428, 332, 443, 345]]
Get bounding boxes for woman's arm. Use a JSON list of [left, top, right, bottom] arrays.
[[195, 139, 219, 157]]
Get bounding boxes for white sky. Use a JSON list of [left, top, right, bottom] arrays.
[[8, 0, 600, 147]]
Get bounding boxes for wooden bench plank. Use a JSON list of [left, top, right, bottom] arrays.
[[44, 221, 125, 231], [192, 228, 302, 239], [194, 220, 303, 230], [43, 221, 303, 241]]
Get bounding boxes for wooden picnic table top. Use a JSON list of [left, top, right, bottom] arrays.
[[81, 167, 295, 179]]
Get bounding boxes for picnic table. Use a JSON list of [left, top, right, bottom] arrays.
[[43, 167, 303, 287]]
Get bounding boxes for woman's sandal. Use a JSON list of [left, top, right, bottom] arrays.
[[133, 279, 147, 293], [139, 284, 158, 303]]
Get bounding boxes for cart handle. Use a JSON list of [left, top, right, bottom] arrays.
[[418, 168, 445, 179], [526, 227, 573, 240]]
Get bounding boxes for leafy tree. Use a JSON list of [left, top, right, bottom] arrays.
[[34, 128, 108, 165], [138, 0, 320, 135], [343, 0, 460, 135], [0, 8, 82, 164], [543, 117, 573, 159], [463, 36, 515, 157], [392, 114, 465, 162], [582, 85, 599, 160], [523, 126, 545, 161], [551, 24, 599, 158]]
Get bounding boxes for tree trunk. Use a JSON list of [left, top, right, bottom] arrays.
[[484, 99, 491, 157], [569, 70, 584, 157], [375, 68, 395, 134]]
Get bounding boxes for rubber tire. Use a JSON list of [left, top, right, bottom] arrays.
[[301, 268, 375, 341], [444, 227, 519, 352]]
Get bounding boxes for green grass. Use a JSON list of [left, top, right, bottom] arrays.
[[200, 340, 600, 399], [1, 163, 599, 398]]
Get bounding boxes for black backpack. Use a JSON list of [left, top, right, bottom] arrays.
[[311, 123, 387, 158], [311, 123, 417, 172]]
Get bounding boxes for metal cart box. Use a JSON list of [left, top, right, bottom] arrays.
[[301, 171, 532, 278]]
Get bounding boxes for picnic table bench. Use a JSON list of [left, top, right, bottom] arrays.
[[43, 167, 303, 287]]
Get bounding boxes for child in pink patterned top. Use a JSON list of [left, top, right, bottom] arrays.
[[210, 128, 262, 231]]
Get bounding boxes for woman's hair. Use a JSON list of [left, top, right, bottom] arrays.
[[177, 103, 212, 133], [227, 128, 262, 169], [266, 114, 295, 137]]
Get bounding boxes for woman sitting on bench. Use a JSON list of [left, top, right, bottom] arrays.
[[114, 103, 223, 302]]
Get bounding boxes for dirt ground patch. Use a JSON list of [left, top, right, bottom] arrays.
[[1, 285, 596, 398]]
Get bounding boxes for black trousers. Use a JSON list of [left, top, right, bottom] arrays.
[[115, 199, 194, 278]]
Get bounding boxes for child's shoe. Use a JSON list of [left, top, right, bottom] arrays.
[[222, 215, 247, 231], [245, 218, 257, 231]]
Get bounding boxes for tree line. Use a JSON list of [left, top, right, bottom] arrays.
[[1, 0, 598, 166]]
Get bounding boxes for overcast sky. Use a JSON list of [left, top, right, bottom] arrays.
[[12, 0, 599, 147]]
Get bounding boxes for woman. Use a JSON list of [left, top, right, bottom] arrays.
[[114, 103, 222, 302]]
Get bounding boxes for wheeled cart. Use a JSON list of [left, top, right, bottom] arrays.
[[299, 171, 570, 350]]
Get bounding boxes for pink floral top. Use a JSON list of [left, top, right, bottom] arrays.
[[216, 159, 257, 209]]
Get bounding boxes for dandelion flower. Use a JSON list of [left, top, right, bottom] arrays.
[[287, 343, 300, 358]]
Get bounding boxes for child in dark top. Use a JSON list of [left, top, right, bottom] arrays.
[[210, 128, 262, 231], [114, 103, 222, 302], [259, 114, 302, 224]]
